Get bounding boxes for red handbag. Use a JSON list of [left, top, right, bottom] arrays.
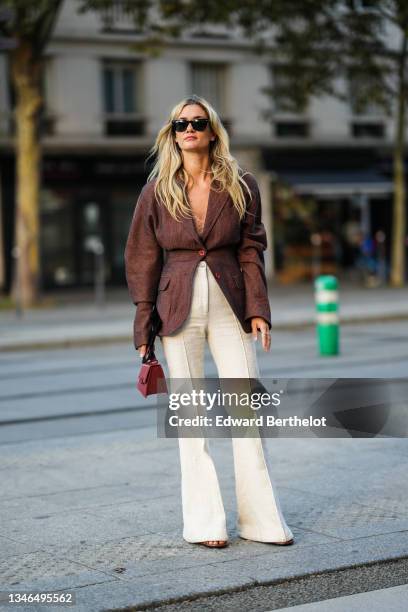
[[136, 305, 168, 397], [137, 353, 167, 397]]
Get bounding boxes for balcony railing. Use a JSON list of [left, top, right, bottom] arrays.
[[273, 115, 311, 138], [350, 114, 386, 139], [103, 112, 145, 136]]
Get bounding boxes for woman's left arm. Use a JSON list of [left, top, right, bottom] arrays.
[[124, 184, 164, 351], [237, 174, 272, 338]]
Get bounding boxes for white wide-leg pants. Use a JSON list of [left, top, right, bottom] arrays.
[[160, 261, 293, 543]]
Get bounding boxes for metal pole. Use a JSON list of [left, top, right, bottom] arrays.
[[311, 232, 322, 278], [11, 245, 22, 318], [94, 241, 105, 308]]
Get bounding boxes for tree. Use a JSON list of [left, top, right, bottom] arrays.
[[1, 0, 184, 308], [0, 1, 63, 308]]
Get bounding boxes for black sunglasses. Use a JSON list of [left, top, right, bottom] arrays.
[[172, 118, 210, 132]]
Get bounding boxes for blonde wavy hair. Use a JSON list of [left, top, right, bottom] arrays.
[[146, 94, 252, 222]]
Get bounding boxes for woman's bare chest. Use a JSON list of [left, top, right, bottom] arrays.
[[187, 185, 211, 234]]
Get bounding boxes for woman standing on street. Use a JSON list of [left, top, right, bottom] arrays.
[[124, 94, 294, 549]]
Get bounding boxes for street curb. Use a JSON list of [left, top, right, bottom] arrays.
[[1, 312, 408, 352], [103, 555, 408, 612]]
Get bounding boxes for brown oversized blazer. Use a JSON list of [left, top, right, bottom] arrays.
[[124, 171, 272, 350]]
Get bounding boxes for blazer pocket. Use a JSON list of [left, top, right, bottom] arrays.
[[158, 276, 170, 291], [232, 273, 244, 290]]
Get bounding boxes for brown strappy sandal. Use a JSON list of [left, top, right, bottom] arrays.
[[198, 540, 228, 548]]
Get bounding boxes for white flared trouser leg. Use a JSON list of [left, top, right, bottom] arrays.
[[161, 261, 293, 543], [206, 266, 293, 543], [161, 262, 227, 543]]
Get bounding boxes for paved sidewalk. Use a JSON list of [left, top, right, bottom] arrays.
[[1, 281, 408, 351], [1, 321, 407, 610], [1, 431, 407, 611]]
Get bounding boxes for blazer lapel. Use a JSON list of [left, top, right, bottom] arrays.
[[173, 176, 200, 245], [200, 183, 229, 243]]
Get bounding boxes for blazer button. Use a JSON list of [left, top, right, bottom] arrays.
[[215, 272, 221, 279], [198, 249, 206, 256]]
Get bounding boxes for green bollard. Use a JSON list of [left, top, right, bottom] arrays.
[[314, 275, 339, 355]]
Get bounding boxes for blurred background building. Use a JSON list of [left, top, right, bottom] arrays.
[[0, 0, 398, 292]]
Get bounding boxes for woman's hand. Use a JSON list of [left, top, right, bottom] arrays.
[[251, 317, 271, 351], [138, 344, 148, 359]]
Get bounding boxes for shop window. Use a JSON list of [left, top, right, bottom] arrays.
[[40, 188, 75, 287], [110, 193, 134, 280], [272, 182, 339, 283]]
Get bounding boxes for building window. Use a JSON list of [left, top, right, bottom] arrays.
[[348, 68, 384, 117], [271, 64, 308, 115], [270, 64, 309, 138], [102, 60, 144, 136], [348, 67, 385, 139], [345, 0, 380, 12], [190, 62, 231, 132]]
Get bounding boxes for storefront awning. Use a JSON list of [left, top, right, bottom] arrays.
[[274, 169, 393, 197]]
